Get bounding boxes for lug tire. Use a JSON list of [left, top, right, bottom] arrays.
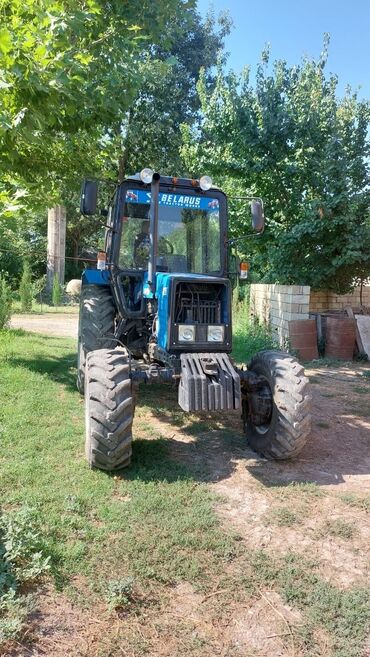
[[85, 348, 133, 471], [244, 350, 311, 460], [77, 284, 116, 394]]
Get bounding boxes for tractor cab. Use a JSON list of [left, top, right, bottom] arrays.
[[78, 171, 311, 472]]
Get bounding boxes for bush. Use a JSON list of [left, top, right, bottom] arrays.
[[32, 274, 47, 304], [0, 506, 50, 642], [52, 274, 62, 306], [232, 293, 278, 363], [0, 276, 12, 329], [19, 262, 33, 312]]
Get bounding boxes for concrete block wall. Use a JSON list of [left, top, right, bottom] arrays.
[[250, 284, 310, 344], [310, 286, 370, 312]]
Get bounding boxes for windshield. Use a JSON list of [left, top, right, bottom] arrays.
[[119, 189, 221, 274]]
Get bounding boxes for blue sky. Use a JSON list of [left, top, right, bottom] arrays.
[[197, 0, 370, 98]]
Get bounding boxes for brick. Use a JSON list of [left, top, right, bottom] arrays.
[[291, 294, 308, 303]]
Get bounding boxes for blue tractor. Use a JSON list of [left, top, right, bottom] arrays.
[[78, 170, 311, 471]]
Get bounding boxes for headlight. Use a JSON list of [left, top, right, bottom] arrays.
[[178, 324, 195, 342], [140, 168, 154, 184], [199, 175, 213, 191], [207, 325, 225, 342]]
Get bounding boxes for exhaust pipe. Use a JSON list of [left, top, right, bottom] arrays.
[[148, 172, 160, 288]]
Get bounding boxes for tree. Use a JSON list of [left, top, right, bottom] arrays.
[[0, 274, 12, 328], [0, 0, 192, 209], [19, 261, 33, 311], [116, 8, 232, 178], [0, 0, 200, 283], [182, 39, 370, 293]]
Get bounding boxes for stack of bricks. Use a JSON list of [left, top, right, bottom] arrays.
[[309, 290, 329, 313], [310, 286, 370, 313], [250, 284, 310, 345]]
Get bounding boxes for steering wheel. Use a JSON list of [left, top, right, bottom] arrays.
[[158, 237, 174, 255]]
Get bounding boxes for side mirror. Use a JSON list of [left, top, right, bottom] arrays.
[[251, 200, 265, 233], [80, 180, 98, 215]]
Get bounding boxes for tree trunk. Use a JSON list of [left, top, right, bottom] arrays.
[[47, 205, 66, 291]]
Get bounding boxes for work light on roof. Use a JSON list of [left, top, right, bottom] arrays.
[[140, 168, 154, 184], [199, 175, 213, 191]]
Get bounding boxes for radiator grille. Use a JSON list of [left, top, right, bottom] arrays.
[[174, 282, 222, 325]]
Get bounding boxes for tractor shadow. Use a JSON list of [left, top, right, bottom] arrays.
[[5, 349, 78, 393], [8, 348, 370, 490], [136, 373, 370, 489]]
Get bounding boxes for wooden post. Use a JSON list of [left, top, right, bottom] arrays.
[[47, 205, 66, 291]]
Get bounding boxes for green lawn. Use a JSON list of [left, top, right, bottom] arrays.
[[0, 329, 369, 656]]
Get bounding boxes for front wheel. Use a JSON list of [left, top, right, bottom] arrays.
[[242, 350, 311, 460], [85, 348, 134, 471], [77, 284, 116, 395]]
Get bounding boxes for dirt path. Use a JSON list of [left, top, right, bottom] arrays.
[[161, 363, 370, 586], [10, 313, 78, 338]]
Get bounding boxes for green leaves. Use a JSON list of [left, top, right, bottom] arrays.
[[0, 28, 12, 55], [183, 43, 370, 292], [0, 0, 188, 212]]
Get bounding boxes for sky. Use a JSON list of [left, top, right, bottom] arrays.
[[197, 0, 370, 98]]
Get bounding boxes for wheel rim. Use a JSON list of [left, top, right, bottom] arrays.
[[243, 375, 274, 435]]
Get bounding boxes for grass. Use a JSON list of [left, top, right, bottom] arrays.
[[352, 385, 370, 394], [315, 519, 357, 540], [339, 493, 370, 514], [264, 506, 301, 526], [0, 329, 235, 639], [232, 295, 278, 363], [0, 328, 369, 656]]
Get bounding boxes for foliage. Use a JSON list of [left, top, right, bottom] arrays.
[[0, 506, 50, 584], [18, 261, 32, 312], [0, 1, 228, 282], [0, 0, 193, 213], [0, 275, 12, 328], [118, 8, 232, 178], [0, 506, 50, 641], [32, 274, 47, 302], [106, 577, 135, 612], [182, 38, 370, 292], [52, 274, 62, 306], [232, 289, 278, 363]]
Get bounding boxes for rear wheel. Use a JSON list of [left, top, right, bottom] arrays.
[[77, 284, 115, 394], [85, 348, 133, 471], [242, 350, 311, 459]]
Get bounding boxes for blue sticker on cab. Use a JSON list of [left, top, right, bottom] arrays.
[[125, 190, 219, 212]]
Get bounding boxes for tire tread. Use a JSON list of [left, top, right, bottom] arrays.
[[85, 348, 133, 470], [246, 350, 311, 460]]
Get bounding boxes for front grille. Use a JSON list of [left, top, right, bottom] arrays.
[[174, 282, 222, 325]]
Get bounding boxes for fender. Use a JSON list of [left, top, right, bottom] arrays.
[[81, 269, 111, 286]]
